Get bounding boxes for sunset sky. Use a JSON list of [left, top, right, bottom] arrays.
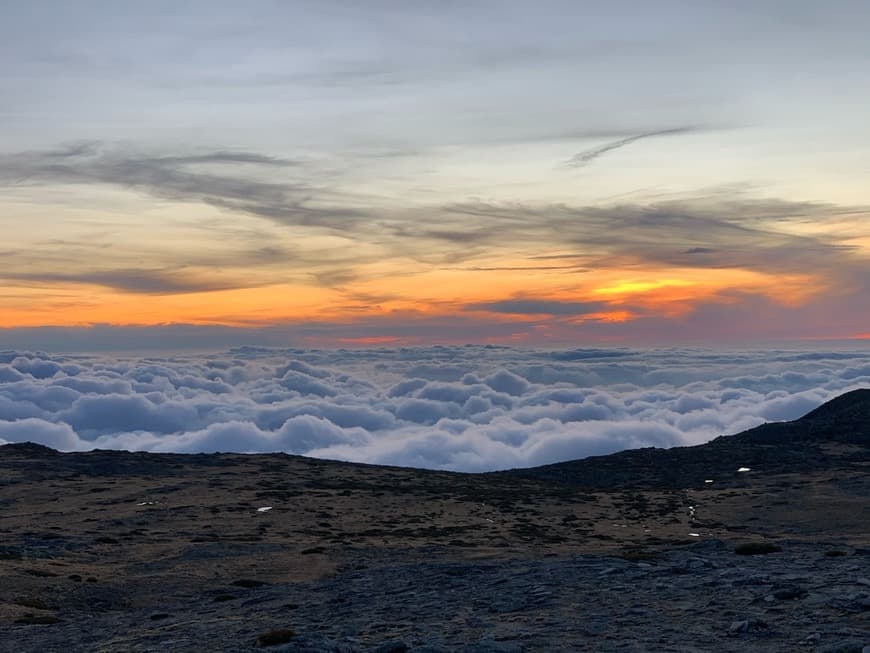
[[2, 1, 869, 349]]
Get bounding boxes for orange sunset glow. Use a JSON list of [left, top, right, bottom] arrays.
[[0, 257, 842, 336], [1, 2, 869, 350]]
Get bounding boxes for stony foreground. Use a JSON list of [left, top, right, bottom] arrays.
[[2, 536, 869, 652]]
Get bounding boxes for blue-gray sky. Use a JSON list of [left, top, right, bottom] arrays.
[[2, 1, 869, 349]]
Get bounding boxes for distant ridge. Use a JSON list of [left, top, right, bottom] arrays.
[[708, 387, 870, 446], [499, 388, 870, 489], [798, 387, 870, 428], [0, 441, 58, 455]]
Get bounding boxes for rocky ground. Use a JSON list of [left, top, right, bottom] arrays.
[[0, 390, 868, 652]]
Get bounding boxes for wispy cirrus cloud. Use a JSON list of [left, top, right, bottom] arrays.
[[0, 142, 368, 229], [1, 269, 253, 295], [5, 141, 865, 285], [563, 127, 697, 168], [410, 194, 868, 280]]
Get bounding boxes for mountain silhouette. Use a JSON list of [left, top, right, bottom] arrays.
[[499, 388, 870, 489]]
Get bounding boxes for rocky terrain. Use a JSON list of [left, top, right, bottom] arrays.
[[0, 389, 868, 652]]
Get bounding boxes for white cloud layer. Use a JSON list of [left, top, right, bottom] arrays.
[[0, 346, 867, 472]]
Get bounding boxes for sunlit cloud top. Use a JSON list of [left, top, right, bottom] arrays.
[[2, 1, 869, 349]]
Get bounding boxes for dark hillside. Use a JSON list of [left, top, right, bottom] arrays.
[[499, 388, 870, 489]]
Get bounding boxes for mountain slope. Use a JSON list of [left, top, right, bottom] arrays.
[[498, 388, 870, 489]]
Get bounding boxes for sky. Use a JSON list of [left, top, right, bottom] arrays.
[[1, 346, 867, 470], [2, 1, 870, 349]]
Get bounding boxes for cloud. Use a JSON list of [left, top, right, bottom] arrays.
[[11, 356, 63, 379], [2, 269, 252, 295], [0, 418, 81, 450], [683, 247, 717, 255], [0, 366, 26, 383], [2, 140, 867, 314], [144, 416, 371, 455], [547, 349, 630, 361], [483, 369, 530, 396], [466, 299, 608, 316], [564, 127, 695, 168], [323, 191, 853, 321], [59, 394, 202, 438], [0, 346, 866, 471], [395, 398, 461, 425], [276, 370, 338, 397], [0, 142, 367, 230], [426, 195, 865, 280]]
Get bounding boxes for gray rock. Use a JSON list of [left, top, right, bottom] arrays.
[[727, 619, 769, 636], [829, 593, 870, 612]]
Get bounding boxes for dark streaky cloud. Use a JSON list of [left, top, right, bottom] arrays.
[[421, 195, 867, 280], [466, 299, 609, 316], [2, 269, 250, 295], [564, 127, 696, 168], [0, 143, 367, 229]]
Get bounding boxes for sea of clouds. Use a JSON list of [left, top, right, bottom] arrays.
[[0, 345, 868, 472]]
